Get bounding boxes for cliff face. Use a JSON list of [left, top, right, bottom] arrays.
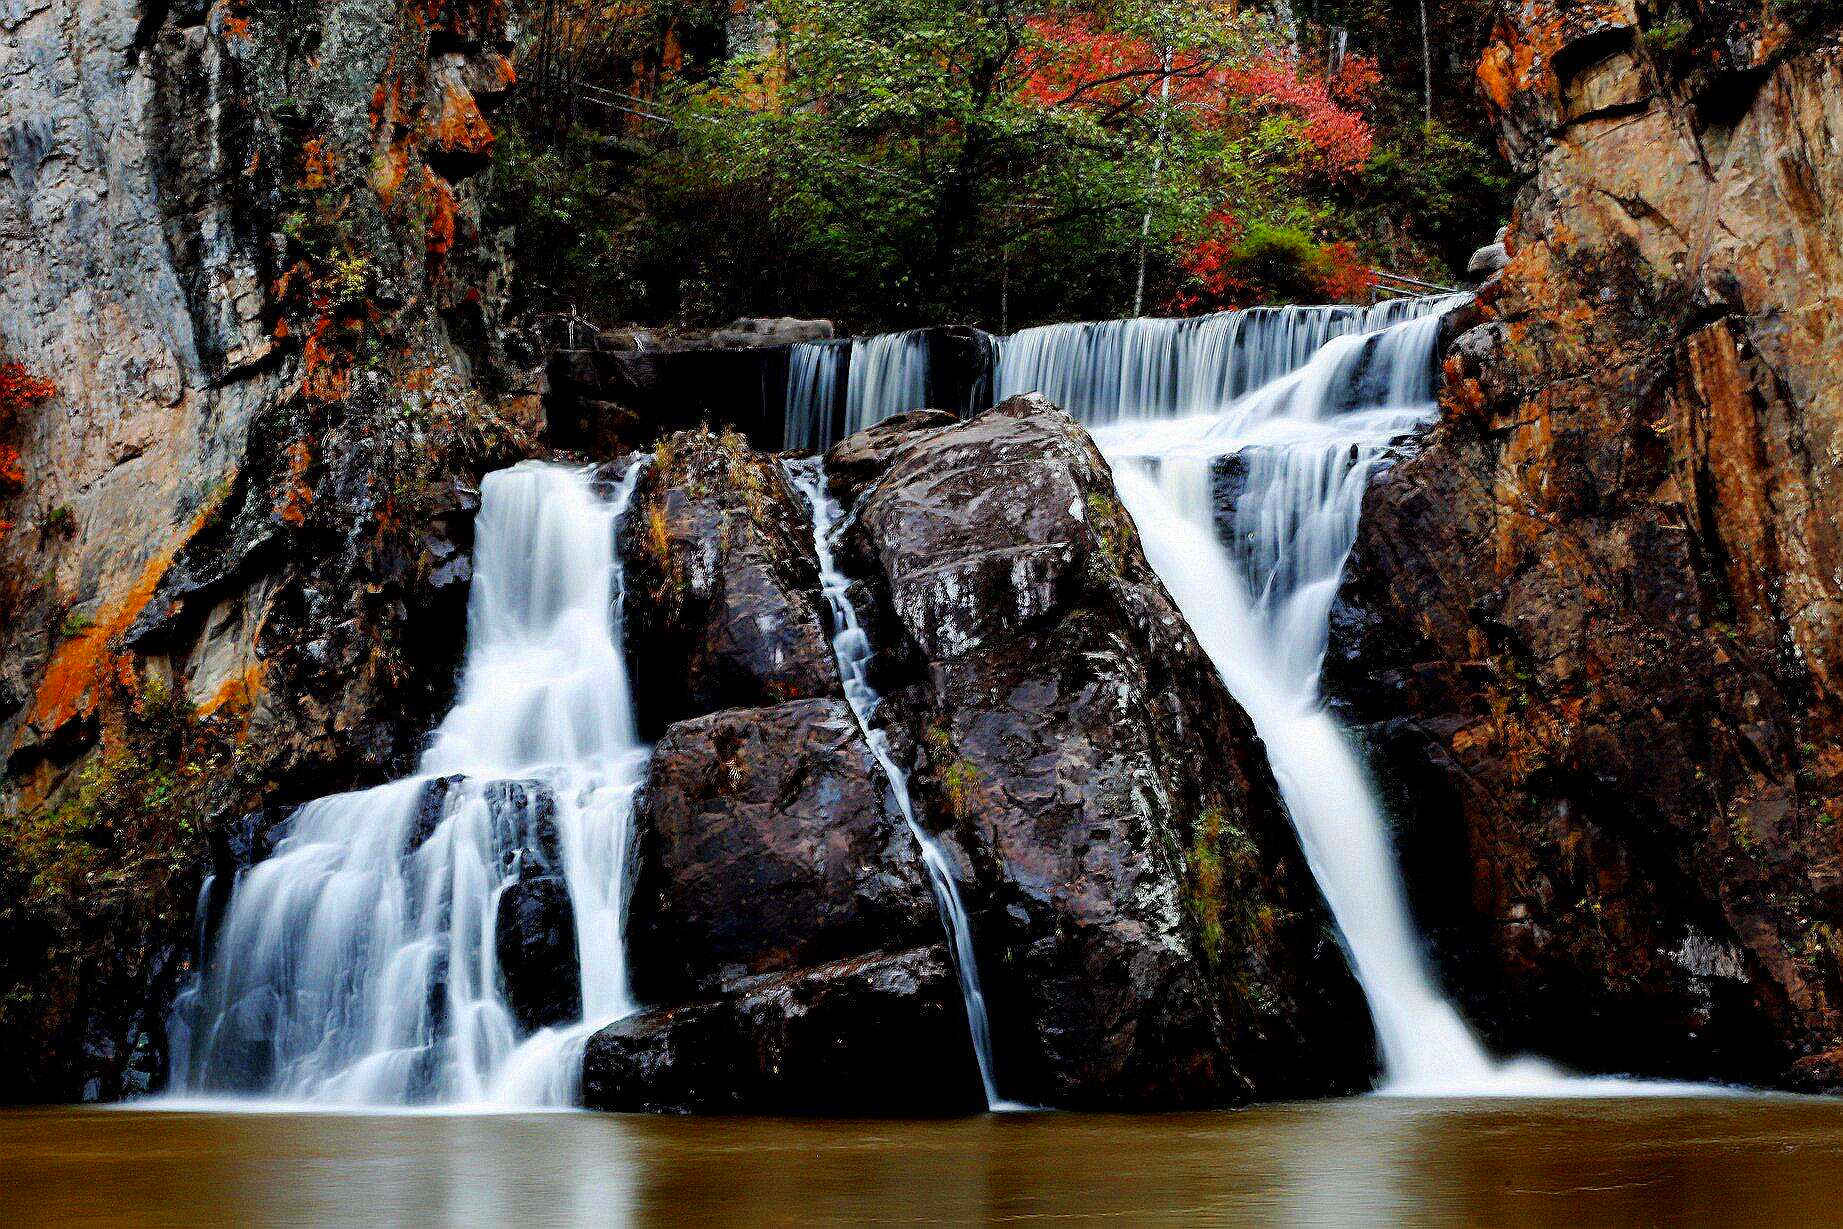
[[0, 0, 537, 1099], [583, 404, 1374, 1112], [1329, 3, 1843, 1086]]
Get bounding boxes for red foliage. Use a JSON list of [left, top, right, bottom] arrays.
[[1171, 209, 1374, 310], [1171, 207, 1250, 309], [1318, 240, 1376, 301], [1017, 23, 1375, 179], [0, 358, 55, 535], [1216, 52, 1374, 175]]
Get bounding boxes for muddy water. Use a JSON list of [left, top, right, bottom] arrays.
[[5, 1097, 1842, 1225]]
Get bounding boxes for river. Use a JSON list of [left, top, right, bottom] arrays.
[[7, 1096, 1843, 1224]]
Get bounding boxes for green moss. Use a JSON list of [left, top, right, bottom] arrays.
[[1086, 493, 1132, 573], [59, 609, 93, 639], [942, 758, 983, 822]]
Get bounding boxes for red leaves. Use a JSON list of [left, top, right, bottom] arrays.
[[1217, 52, 1374, 176], [0, 358, 54, 533], [0, 361, 56, 431]]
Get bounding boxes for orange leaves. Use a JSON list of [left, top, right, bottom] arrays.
[[300, 138, 336, 190], [0, 359, 54, 512], [0, 360, 56, 429]]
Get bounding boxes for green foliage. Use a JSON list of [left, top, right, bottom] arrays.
[[1642, 17, 1696, 56], [498, 0, 1514, 327], [1227, 222, 1338, 302], [1354, 122, 1512, 275]]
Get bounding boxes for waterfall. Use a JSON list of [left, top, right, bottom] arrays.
[[783, 340, 849, 452], [1079, 300, 1514, 1091], [842, 330, 929, 437], [784, 460, 1014, 1111], [170, 461, 651, 1107], [827, 296, 1623, 1094]]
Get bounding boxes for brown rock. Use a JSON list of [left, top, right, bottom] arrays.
[[629, 698, 939, 1000], [1326, 6, 1843, 1089], [833, 395, 1376, 1108], [581, 945, 985, 1115], [620, 429, 841, 738]]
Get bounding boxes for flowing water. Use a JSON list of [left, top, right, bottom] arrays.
[[12, 1098, 1843, 1224], [841, 329, 929, 438], [782, 339, 848, 451], [815, 299, 1674, 1094], [169, 461, 651, 1107], [784, 459, 1008, 1110]]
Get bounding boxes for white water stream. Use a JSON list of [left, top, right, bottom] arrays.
[[819, 299, 1684, 1095], [784, 460, 1012, 1110], [170, 461, 650, 1107]]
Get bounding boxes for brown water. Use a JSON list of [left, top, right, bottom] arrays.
[[5, 1096, 1841, 1226]]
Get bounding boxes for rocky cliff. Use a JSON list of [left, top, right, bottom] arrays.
[[1328, 2, 1843, 1088], [0, 0, 538, 1099], [582, 402, 1374, 1112]]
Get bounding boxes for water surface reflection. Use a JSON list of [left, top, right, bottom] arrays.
[[5, 1096, 1841, 1224]]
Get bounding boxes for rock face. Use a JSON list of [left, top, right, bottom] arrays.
[[584, 425, 985, 1112], [829, 396, 1376, 1108], [0, 0, 538, 1100], [1328, 5, 1843, 1087], [583, 945, 983, 1115], [628, 699, 938, 1001], [619, 428, 840, 737]]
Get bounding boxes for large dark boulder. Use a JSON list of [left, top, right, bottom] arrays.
[[582, 945, 983, 1115], [628, 699, 938, 1001], [619, 429, 840, 738], [829, 395, 1375, 1108]]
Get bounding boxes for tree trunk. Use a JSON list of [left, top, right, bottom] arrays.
[[1419, 0, 1433, 128], [1133, 48, 1174, 319]]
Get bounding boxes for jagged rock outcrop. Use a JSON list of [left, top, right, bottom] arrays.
[[586, 432, 981, 1111], [583, 945, 983, 1115], [627, 698, 938, 1002], [1328, 3, 1843, 1088], [0, 0, 537, 1100], [619, 428, 839, 738], [828, 396, 1376, 1108]]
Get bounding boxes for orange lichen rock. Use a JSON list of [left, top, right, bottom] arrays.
[[25, 504, 216, 740], [427, 72, 496, 167]]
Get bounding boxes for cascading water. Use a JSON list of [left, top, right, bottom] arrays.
[[1080, 299, 1519, 1092], [169, 461, 651, 1107], [842, 330, 929, 438], [784, 459, 1011, 1111], [784, 340, 849, 452], [831, 296, 1645, 1094]]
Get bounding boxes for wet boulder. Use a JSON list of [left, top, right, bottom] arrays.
[[483, 780, 579, 1031], [581, 945, 983, 1114], [628, 698, 938, 1001], [830, 395, 1375, 1108], [620, 429, 840, 737]]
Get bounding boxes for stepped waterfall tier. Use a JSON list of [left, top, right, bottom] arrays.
[[170, 462, 650, 1106], [817, 297, 1658, 1094]]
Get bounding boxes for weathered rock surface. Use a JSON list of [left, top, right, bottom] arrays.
[[830, 396, 1376, 1108], [1328, 4, 1843, 1087], [582, 945, 984, 1115], [620, 428, 839, 737], [628, 699, 938, 1001], [0, 0, 540, 1100]]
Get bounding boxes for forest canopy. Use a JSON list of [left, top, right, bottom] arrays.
[[489, 0, 1509, 331]]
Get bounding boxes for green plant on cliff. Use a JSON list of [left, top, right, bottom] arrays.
[[1185, 804, 1268, 972], [0, 678, 251, 1100]]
